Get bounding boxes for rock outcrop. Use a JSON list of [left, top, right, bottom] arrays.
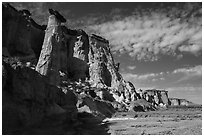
[[35, 14, 63, 85], [140, 89, 170, 107], [169, 98, 195, 106], [128, 99, 157, 112], [2, 5, 120, 134], [88, 34, 117, 88], [2, 3, 45, 61], [3, 3, 196, 134], [88, 34, 140, 104], [2, 58, 77, 134], [77, 94, 116, 119], [64, 28, 89, 81]]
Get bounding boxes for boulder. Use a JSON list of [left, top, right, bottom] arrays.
[[111, 101, 127, 112], [128, 99, 156, 112], [95, 88, 115, 102], [77, 94, 115, 119]]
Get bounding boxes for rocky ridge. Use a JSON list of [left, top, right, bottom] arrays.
[[2, 3, 196, 134], [169, 98, 195, 106]]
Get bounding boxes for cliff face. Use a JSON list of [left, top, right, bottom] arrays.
[[64, 28, 89, 81], [169, 98, 180, 106], [35, 15, 63, 86], [2, 4, 117, 134], [2, 4, 165, 116], [2, 58, 77, 134], [88, 34, 121, 88], [2, 3, 44, 61], [88, 34, 142, 104], [169, 98, 195, 106], [2, 3, 195, 134], [140, 89, 170, 107]]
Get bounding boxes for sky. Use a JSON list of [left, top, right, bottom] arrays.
[[8, 2, 202, 104]]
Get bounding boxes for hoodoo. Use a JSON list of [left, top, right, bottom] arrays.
[[35, 13, 63, 85]]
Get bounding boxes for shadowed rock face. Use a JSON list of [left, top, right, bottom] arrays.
[[2, 3, 45, 61], [2, 59, 77, 134], [77, 94, 116, 118], [63, 28, 89, 81]]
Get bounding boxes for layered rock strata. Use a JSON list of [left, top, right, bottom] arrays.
[[3, 3, 196, 134], [140, 89, 170, 107], [169, 98, 194, 106]]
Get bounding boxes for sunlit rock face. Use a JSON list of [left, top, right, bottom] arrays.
[[160, 91, 169, 105], [142, 89, 170, 106], [88, 34, 122, 88], [88, 34, 141, 104], [180, 99, 191, 106], [169, 98, 195, 106], [35, 15, 63, 86], [169, 98, 180, 106], [2, 3, 44, 61]]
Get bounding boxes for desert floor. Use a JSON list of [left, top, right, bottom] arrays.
[[102, 106, 202, 135], [7, 106, 201, 135]]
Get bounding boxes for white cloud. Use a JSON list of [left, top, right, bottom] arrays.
[[88, 5, 201, 61], [122, 65, 201, 90], [173, 65, 201, 75], [122, 71, 164, 82], [179, 44, 202, 55], [167, 86, 202, 92], [173, 65, 201, 77], [159, 77, 165, 80], [172, 65, 202, 83], [127, 65, 136, 70]]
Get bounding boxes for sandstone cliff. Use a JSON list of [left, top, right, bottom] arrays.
[[169, 98, 195, 106], [2, 3, 195, 134], [2, 4, 117, 134], [35, 14, 63, 86], [141, 89, 170, 107], [2, 3, 45, 61]]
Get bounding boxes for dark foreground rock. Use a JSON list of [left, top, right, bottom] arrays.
[[2, 58, 77, 134], [2, 3, 44, 60], [128, 99, 157, 112]]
